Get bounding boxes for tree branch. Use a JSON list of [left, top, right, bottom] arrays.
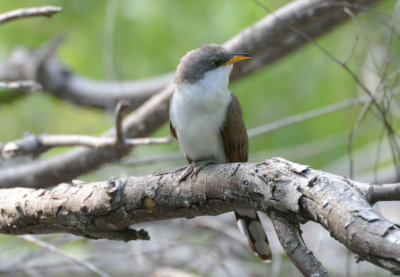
[[0, 6, 62, 25], [269, 210, 332, 277], [1, 134, 170, 160], [1, 158, 399, 274], [114, 101, 128, 143], [0, 0, 381, 188], [0, 80, 42, 92]]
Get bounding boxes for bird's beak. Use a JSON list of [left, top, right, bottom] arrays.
[[226, 53, 252, 65]]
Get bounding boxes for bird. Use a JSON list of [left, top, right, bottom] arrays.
[[169, 44, 272, 262]]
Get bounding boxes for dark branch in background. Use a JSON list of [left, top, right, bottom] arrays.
[[0, 6, 62, 25], [0, 43, 174, 110], [0, 0, 381, 188], [1, 158, 399, 274]]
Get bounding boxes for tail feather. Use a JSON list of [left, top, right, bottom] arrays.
[[235, 210, 272, 262]]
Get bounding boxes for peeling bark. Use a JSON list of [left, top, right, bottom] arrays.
[[1, 158, 399, 274]]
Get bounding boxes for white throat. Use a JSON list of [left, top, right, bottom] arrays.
[[170, 65, 233, 162]]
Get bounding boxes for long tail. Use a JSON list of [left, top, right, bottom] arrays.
[[235, 209, 272, 262]]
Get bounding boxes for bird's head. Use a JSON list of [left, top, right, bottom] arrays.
[[175, 44, 252, 85]]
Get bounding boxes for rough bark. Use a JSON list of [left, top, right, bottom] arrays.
[[1, 158, 399, 274], [269, 210, 333, 276], [0, 0, 381, 188]]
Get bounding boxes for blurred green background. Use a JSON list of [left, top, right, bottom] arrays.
[[0, 1, 399, 276]]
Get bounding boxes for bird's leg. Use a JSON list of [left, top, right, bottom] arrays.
[[178, 161, 196, 182], [193, 159, 217, 175], [178, 159, 216, 182]]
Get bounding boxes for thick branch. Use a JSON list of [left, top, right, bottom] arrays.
[[0, 158, 399, 274], [0, 6, 62, 25]]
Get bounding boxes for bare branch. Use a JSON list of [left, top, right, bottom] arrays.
[[19, 235, 111, 277], [1, 134, 170, 159], [348, 180, 400, 204], [0, 6, 62, 25], [269, 210, 332, 277], [1, 158, 399, 274], [248, 93, 380, 138], [115, 101, 129, 143], [0, 80, 42, 92]]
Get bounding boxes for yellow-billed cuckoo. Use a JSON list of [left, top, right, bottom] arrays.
[[169, 44, 272, 261]]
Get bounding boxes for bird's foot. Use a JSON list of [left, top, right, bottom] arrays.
[[193, 159, 217, 175], [178, 162, 195, 182], [177, 159, 217, 182]]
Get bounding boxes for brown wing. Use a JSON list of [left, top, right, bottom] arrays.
[[220, 92, 248, 163]]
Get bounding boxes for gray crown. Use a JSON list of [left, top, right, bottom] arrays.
[[175, 44, 230, 84]]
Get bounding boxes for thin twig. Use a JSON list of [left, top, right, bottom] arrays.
[[380, 0, 400, 84], [0, 81, 42, 92], [343, 7, 379, 71], [19, 235, 110, 277], [349, 102, 371, 178], [103, 0, 119, 80], [373, 126, 386, 183], [248, 94, 374, 138], [252, 0, 395, 135], [115, 100, 129, 143], [1, 134, 171, 159], [0, 6, 62, 25]]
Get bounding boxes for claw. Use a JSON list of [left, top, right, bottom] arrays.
[[177, 159, 217, 182], [178, 162, 195, 182], [193, 159, 217, 175]]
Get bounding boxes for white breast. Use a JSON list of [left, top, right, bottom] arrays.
[[170, 65, 233, 163]]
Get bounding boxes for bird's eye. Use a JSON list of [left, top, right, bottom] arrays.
[[211, 58, 223, 67]]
